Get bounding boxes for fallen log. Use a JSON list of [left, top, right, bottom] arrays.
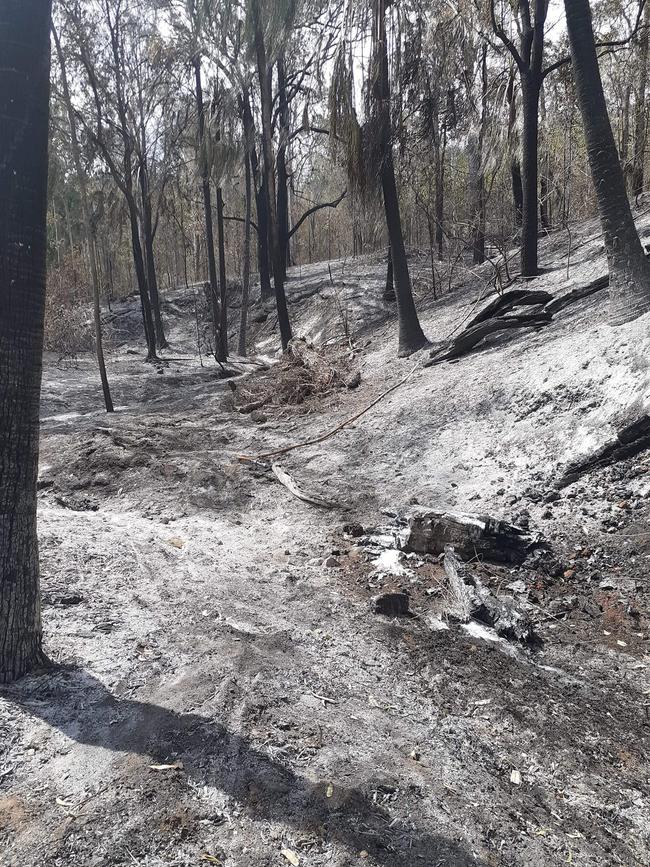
[[443, 547, 537, 644], [465, 288, 553, 330], [425, 312, 552, 366], [557, 414, 650, 488], [400, 508, 532, 563]]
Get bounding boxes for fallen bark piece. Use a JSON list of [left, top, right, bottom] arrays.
[[372, 591, 410, 617], [465, 288, 554, 330], [425, 312, 552, 365], [543, 274, 608, 314], [443, 548, 537, 644], [401, 508, 531, 563], [271, 463, 338, 509], [557, 414, 650, 488]]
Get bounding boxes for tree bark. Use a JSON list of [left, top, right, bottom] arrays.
[[239, 151, 253, 357], [0, 0, 52, 682], [52, 22, 113, 413], [216, 186, 228, 360], [193, 56, 221, 358], [276, 55, 290, 285], [632, 2, 650, 197], [241, 89, 272, 301], [138, 155, 167, 350], [564, 0, 650, 324], [252, 1, 292, 350], [520, 73, 541, 276], [374, 0, 428, 356], [470, 45, 487, 265]]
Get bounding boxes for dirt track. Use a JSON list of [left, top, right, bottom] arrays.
[[1, 224, 650, 866]]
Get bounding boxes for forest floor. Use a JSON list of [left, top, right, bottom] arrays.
[[1, 214, 650, 867]]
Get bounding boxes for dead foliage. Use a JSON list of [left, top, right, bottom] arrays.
[[235, 339, 360, 413]]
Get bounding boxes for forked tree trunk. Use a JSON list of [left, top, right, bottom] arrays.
[[52, 22, 113, 413], [565, 0, 650, 324], [193, 57, 221, 358], [139, 157, 167, 349], [0, 0, 52, 682], [127, 199, 157, 361], [252, 1, 292, 350], [139, 160, 167, 350], [374, 0, 427, 356]]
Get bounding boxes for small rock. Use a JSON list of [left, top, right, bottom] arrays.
[[372, 591, 410, 617], [250, 410, 268, 423], [342, 522, 364, 537], [346, 371, 361, 389], [323, 556, 340, 568]]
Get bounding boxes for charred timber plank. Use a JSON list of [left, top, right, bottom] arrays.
[[401, 509, 531, 563], [466, 289, 554, 329]]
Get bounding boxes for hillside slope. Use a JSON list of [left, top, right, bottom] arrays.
[[1, 214, 650, 867]]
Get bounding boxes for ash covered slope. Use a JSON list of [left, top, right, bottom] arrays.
[[1, 211, 649, 867]]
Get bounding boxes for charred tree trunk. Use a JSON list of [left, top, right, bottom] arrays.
[[127, 199, 157, 361], [512, 159, 524, 228], [239, 151, 253, 357], [470, 45, 488, 266], [434, 136, 445, 261], [276, 55, 290, 285], [193, 56, 221, 358], [632, 3, 650, 197], [242, 90, 272, 301], [0, 0, 52, 682], [565, 0, 650, 324], [252, 2, 292, 350], [52, 22, 113, 413], [384, 246, 395, 302], [139, 156, 167, 350], [373, 0, 427, 356], [215, 186, 228, 361], [520, 73, 541, 276]]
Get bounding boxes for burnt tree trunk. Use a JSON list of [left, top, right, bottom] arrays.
[[193, 56, 221, 358], [374, 0, 428, 356], [216, 186, 228, 360], [470, 45, 487, 265], [139, 155, 167, 349], [242, 89, 273, 301], [0, 0, 52, 682], [252, 1, 292, 349], [239, 151, 253, 356], [565, 0, 650, 324], [52, 21, 113, 413], [520, 73, 541, 276], [276, 55, 291, 285], [632, 2, 650, 197]]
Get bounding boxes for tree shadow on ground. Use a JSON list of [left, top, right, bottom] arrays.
[[3, 666, 486, 867]]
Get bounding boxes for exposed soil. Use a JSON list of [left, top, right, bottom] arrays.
[[1, 216, 650, 866]]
